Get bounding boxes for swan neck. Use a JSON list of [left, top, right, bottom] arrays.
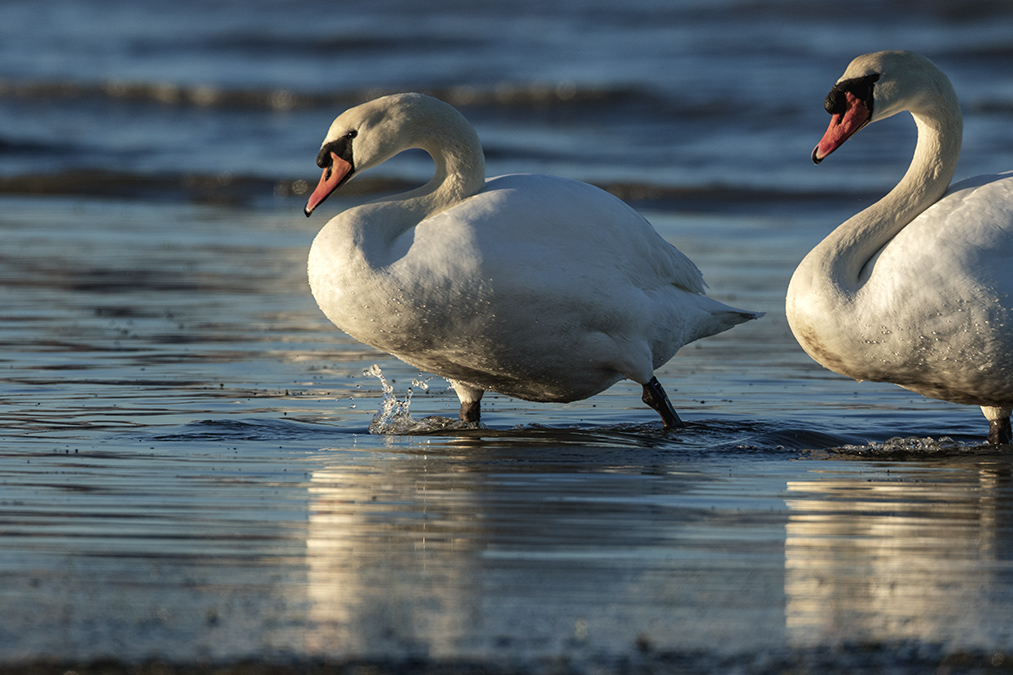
[[425, 132, 486, 212], [818, 103, 962, 290], [376, 109, 486, 238]]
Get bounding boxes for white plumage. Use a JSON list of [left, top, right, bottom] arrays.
[[305, 93, 760, 426], [786, 51, 1013, 444]]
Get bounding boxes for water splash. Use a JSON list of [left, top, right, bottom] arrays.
[[364, 364, 478, 435]]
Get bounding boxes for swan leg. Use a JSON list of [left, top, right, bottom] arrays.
[[641, 376, 684, 429], [449, 380, 484, 423], [988, 419, 1011, 445], [982, 406, 1012, 445], [459, 400, 481, 423]]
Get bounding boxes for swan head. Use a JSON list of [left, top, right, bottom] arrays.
[[812, 50, 956, 164], [304, 93, 481, 217]]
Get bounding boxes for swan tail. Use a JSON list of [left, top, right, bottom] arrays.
[[732, 308, 765, 321], [701, 306, 764, 338]]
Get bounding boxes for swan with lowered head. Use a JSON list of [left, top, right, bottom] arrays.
[[786, 50, 1013, 444], [304, 93, 761, 428]]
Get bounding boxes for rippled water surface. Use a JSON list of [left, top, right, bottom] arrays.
[[4, 196, 1013, 673], [4, 0, 1013, 672]]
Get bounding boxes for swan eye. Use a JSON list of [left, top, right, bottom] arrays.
[[824, 73, 880, 116], [317, 132, 357, 168]]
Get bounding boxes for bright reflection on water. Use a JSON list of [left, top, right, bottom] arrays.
[[302, 445, 791, 660], [786, 458, 1013, 651]]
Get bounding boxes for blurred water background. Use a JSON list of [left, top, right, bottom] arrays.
[[3, 1, 1013, 672]]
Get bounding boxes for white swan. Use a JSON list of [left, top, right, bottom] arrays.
[[304, 92, 761, 427], [786, 50, 1013, 444]]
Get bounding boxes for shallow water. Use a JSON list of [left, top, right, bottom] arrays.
[[4, 195, 1012, 673], [4, 0, 1013, 671]]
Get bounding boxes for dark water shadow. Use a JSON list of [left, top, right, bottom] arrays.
[[148, 417, 348, 442], [143, 414, 893, 458], [141, 404, 1002, 465]]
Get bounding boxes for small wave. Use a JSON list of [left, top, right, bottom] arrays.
[[0, 136, 54, 155], [151, 417, 341, 442], [594, 182, 877, 212], [211, 32, 487, 59], [0, 76, 656, 113], [0, 166, 420, 206], [0, 165, 875, 211], [805, 435, 998, 460]]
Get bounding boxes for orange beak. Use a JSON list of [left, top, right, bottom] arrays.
[[812, 91, 872, 164], [304, 153, 354, 217]]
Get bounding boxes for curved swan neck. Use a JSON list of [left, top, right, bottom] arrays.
[[368, 96, 486, 237], [808, 88, 962, 292], [418, 122, 486, 213]]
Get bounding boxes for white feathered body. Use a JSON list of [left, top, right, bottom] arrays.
[[309, 173, 755, 402], [789, 170, 1013, 406]]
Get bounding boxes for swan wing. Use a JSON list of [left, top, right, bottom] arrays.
[[866, 171, 1013, 297], [852, 171, 1013, 402], [411, 173, 708, 296]]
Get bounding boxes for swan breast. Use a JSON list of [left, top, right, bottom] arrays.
[[837, 171, 1013, 402]]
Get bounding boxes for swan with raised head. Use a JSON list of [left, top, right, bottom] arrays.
[[786, 50, 1013, 444], [304, 92, 761, 427]]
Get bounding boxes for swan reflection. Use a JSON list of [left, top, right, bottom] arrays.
[[299, 447, 790, 658], [304, 459, 479, 656], [785, 464, 1012, 648]]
